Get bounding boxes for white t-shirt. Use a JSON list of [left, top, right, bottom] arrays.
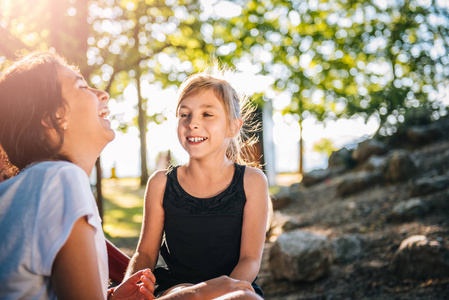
[[0, 161, 108, 300]]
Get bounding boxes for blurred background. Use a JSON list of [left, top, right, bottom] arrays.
[[2, 0, 447, 182], [1, 0, 449, 296]]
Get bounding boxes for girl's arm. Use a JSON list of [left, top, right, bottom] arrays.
[[52, 216, 105, 299], [230, 167, 269, 283], [125, 170, 167, 279], [52, 216, 156, 300]]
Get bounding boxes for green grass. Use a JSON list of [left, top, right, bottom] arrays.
[[102, 178, 145, 256]]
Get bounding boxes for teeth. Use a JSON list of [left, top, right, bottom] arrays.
[[188, 137, 207, 142], [98, 107, 110, 118]]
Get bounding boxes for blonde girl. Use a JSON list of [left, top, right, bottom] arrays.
[[126, 67, 269, 299]]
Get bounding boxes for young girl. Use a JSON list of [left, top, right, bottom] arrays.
[[126, 68, 269, 298]]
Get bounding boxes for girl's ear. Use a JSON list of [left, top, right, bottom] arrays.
[[41, 118, 67, 131], [55, 110, 68, 130], [42, 110, 67, 131], [228, 118, 243, 137]]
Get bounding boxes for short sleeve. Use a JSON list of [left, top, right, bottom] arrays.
[[31, 164, 101, 275]]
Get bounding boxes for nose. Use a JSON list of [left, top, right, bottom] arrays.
[[96, 89, 109, 102], [188, 115, 200, 130]]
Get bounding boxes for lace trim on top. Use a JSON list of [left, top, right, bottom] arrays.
[[164, 164, 245, 215]]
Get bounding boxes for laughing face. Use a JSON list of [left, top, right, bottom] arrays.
[[57, 65, 115, 155], [177, 89, 235, 161]]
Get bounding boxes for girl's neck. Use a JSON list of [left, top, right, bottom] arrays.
[[185, 158, 234, 175], [58, 149, 99, 176], [179, 158, 236, 198], [70, 155, 97, 176], [59, 141, 104, 176]]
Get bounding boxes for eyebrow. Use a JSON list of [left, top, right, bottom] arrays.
[[179, 104, 219, 110]]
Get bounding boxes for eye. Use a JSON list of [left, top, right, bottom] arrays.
[[203, 112, 213, 117], [179, 113, 190, 118]]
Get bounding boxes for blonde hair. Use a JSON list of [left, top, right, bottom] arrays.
[[176, 66, 261, 167]]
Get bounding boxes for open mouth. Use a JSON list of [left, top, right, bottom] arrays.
[[98, 107, 110, 119], [187, 136, 208, 143]]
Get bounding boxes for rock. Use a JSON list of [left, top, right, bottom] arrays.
[[390, 198, 431, 221], [389, 235, 449, 279], [290, 182, 301, 191], [428, 190, 449, 211], [336, 171, 382, 197], [382, 150, 417, 182], [330, 235, 363, 263], [360, 155, 386, 172], [269, 230, 332, 282], [302, 169, 330, 187], [328, 148, 355, 170], [270, 187, 295, 210], [410, 175, 449, 197], [352, 139, 388, 164], [268, 212, 303, 240], [407, 124, 442, 146]]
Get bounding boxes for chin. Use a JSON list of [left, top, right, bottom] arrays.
[[107, 129, 116, 141], [99, 130, 116, 149]]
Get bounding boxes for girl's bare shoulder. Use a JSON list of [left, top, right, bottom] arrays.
[[149, 169, 168, 181], [243, 166, 268, 186], [146, 169, 169, 193]]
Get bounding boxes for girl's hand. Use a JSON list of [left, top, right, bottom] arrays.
[[197, 276, 255, 296], [159, 276, 256, 300], [111, 269, 156, 300]]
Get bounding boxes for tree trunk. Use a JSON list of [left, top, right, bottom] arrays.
[[95, 158, 103, 219], [299, 120, 304, 175], [254, 107, 265, 167], [137, 71, 149, 186], [298, 95, 304, 175]]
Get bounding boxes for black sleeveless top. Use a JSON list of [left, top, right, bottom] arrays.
[[153, 163, 263, 297]]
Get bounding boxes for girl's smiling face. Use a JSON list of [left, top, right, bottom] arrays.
[[57, 65, 115, 156], [177, 89, 237, 161]]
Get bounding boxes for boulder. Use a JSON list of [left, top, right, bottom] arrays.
[[269, 230, 332, 282], [428, 189, 449, 211], [390, 198, 431, 222], [336, 171, 382, 197], [270, 187, 295, 210], [407, 124, 442, 146], [410, 175, 449, 197], [330, 235, 363, 263], [382, 150, 417, 182], [389, 235, 449, 279], [352, 139, 388, 164], [328, 148, 355, 170], [302, 169, 330, 187], [268, 212, 303, 240], [360, 155, 386, 172]]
